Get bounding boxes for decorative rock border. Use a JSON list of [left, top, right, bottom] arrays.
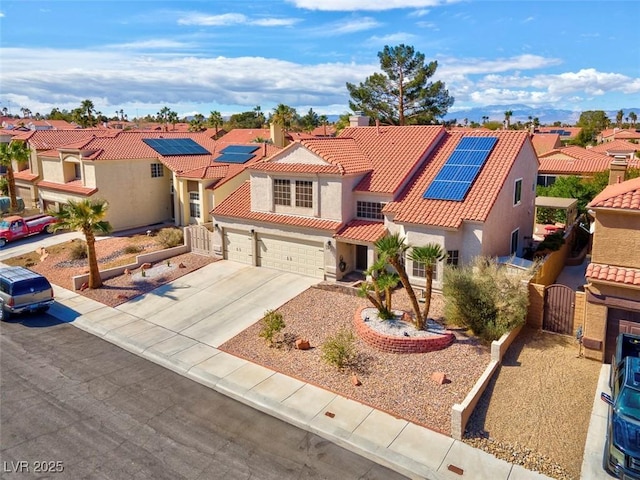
[[353, 306, 455, 354]]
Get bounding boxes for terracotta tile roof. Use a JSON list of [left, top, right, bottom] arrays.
[[24, 129, 113, 150], [340, 125, 446, 194], [217, 129, 272, 144], [311, 125, 337, 137], [538, 146, 612, 174], [212, 182, 342, 231], [586, 263, 640, 286], [384, 130, 530, 228], [13, 169, 38, 182], [335, 220, 386, 243], [37, 180, 98, 196], [250, 138, 372, 176], [601, 128, 640, 140], [535, 126, 581, 138], [590, 139, 640, 154], [588, 176, 640, 210], [531, 133, 562, 155], [178, 164, 228, 180]]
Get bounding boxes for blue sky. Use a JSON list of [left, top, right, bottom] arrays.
[[1, 0, 638, 121]]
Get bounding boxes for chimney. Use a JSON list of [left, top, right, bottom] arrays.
[[270, 122, 287, 148], [349, 113, 370, 128], [608, 158, 628, 185]]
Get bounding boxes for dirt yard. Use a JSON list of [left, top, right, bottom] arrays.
[[2, 233, 217, 307], [464, 327, 602, 479]]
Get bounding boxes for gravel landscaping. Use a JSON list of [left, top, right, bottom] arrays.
[[220, 286, 491, 435], [464, 327, 602, 480]]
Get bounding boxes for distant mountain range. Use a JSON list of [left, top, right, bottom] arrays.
[[444, 104, 640, 126], [327, 104, 640, 126]]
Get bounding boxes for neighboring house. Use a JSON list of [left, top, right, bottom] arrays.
[[534, 126, 581, 143], [581, 173, 640, 362], [598, 128, 640, 143], [0, 118, 76, 130], [537, 146, 612, 187], [589, 139, 640, 163], [211, 120, 538, 289], [531, 133, 562, 156], [12, 129, 282, 231]]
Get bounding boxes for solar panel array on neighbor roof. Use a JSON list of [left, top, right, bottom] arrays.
[[142, 138, 210, 156], [214, 144, 260, 164], [423, 136, 498, 201]]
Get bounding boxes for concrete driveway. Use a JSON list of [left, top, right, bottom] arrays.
[[110, 261, 318, 347]]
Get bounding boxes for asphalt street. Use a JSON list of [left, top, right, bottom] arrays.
[[0, 315, 406, 480]]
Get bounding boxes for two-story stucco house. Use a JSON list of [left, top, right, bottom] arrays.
[[211, 121, 539, 290], [581, 175, 640, 362], [11, 129, 281, 231]]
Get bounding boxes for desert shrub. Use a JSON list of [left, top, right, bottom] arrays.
[[259, 309, 286, 347], [156, 228, 184, 248], [443, 257, 532, 341], [69, 240, 88, 260], [123, 244, 143, 254], [321, 329, 356, 370], [536, 231, 565, 253]]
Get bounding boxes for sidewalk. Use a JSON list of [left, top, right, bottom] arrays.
[[38, 268, 556, 480]]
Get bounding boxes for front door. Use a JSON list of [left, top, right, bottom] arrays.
[[355, 245, 368, 271]]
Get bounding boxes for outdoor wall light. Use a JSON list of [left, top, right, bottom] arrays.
[[214, 223, 219, 231], [250, 229, 255, 235], [326, 240, 332, 248]]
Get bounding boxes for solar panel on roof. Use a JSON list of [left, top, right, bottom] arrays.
[[423, 136, 498, 202], [142, 138, 210, 156], [220, 145, 260, 154], [215, 153, 256, 164]]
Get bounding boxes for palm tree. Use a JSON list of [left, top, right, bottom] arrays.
[[208, 110, 223, 137], [504, 110, 513, 130], [374, 233, 423, 328], [49, 199, 112, 289], [630, 112, 637, 127], [358, 254, 398, 320], [80, 99, 97, 127], [409, 244, 446, 327], [616, 109, 624, 128], [0, 140, 30, 212], [271, 104, 297, 131]]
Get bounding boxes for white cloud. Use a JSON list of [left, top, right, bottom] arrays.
[[287, 0, 456, 11], [439, 54, 562, 76], [176, 12, 299, 27], [329, 17, 381, 34], [368, 32, 418, 44], [522, 16, 534, 23], [0, 11, 5, 18], [178, 13, 247, 26], [108, 39, 194, 50]]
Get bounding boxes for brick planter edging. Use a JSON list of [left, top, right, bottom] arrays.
[[353, 306, 455, 354]]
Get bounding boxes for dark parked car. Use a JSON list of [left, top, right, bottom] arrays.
[[0, 266, 55, 321], [601, 334, 640, 479]]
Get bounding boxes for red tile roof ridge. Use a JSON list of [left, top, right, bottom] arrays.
[[588, 176, 640, 210], [586, 263, 640, 286]]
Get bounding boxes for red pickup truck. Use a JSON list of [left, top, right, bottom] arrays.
[[0, 214, 58, 247]]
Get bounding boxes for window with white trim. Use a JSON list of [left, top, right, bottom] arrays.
[[151, 163, 164, 178], [295, 180, 312, 208], [189, 191, 200, 218], [411, 259, 438, 281], [274, 179, 291, 206], [357, 201, 384, 220], [514, 178, 522, 205], [510, 229, 519, 255]]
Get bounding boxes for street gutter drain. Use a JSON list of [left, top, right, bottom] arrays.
[[325, 411, 335, 418], [447, 464, 464, 475]]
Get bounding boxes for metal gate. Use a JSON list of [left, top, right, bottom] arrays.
[[543, 284, 575, 335], [185, 225, 215, 256]]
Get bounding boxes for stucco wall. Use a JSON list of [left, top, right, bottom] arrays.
[[40, 157, 65, 183], [591, 210, 640, 269], [482, 143, 538, 258], [94, 160, 172, 231]]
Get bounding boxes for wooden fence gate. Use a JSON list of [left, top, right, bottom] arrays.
[[185, 225, 215, 256], [543, 284, 575, 335]]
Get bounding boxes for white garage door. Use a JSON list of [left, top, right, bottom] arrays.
[[258, 235, 324, 278], [224, 230, 253, 264]]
